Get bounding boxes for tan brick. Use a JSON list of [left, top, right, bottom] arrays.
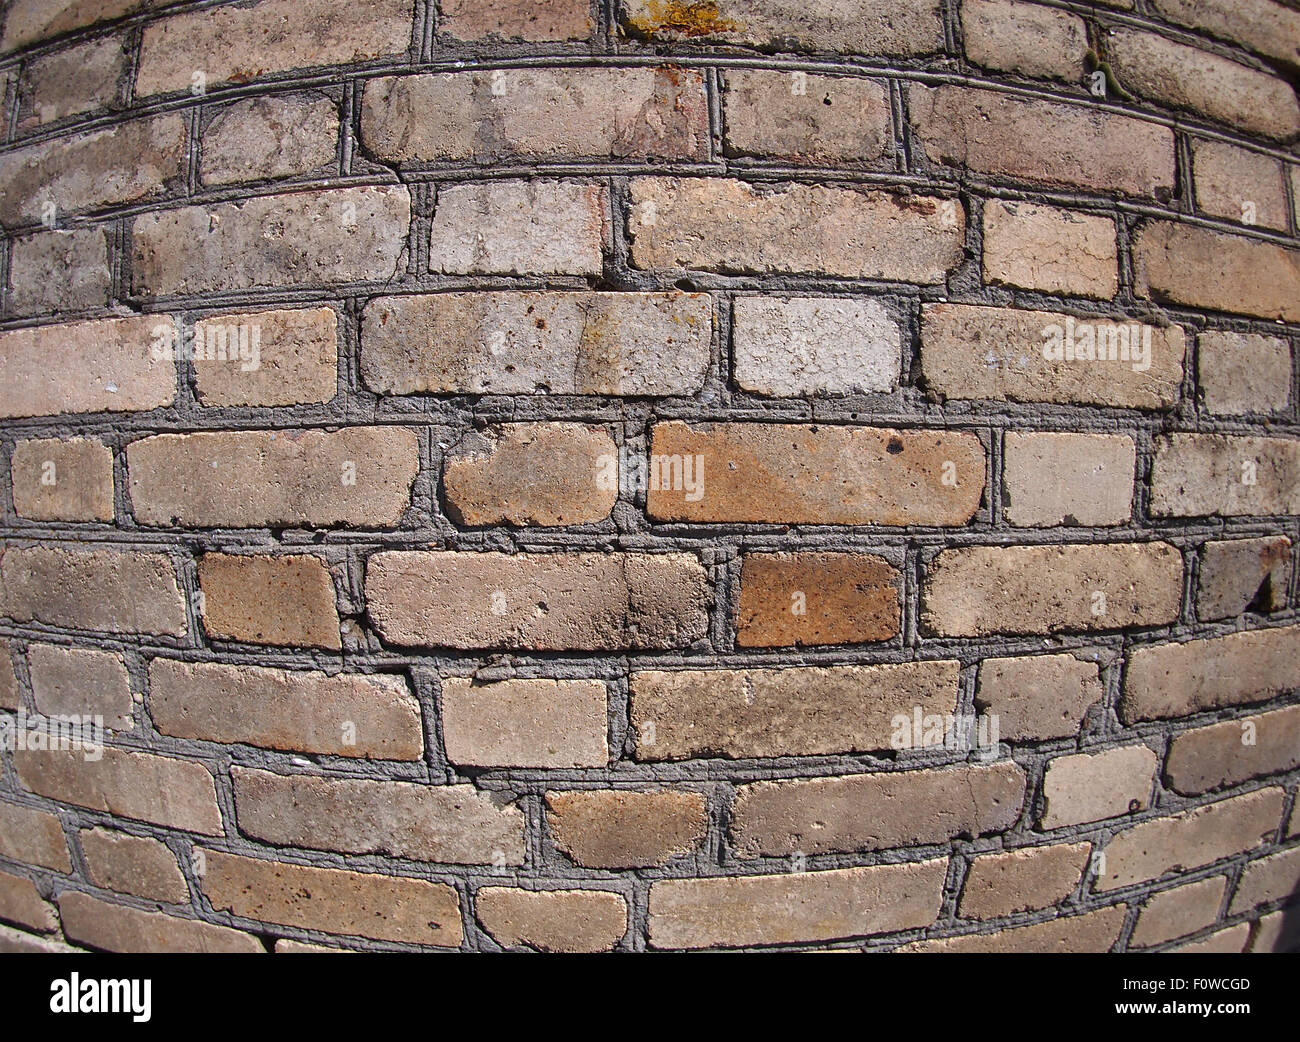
[[136, 0, 413, 96], [1134, 221, 1300, 322], [901, 905, 1126, 952], [1230, 846, 1300, 913], [16, 36, 128, 130], [132, 185, 410, 296], [7, 226, 111, 316], [198, 554, 341, 650], [273, 939, 353, 953], [1096, 788, 1285, 890], [631, 661, 958, 761], [200, 94, 339, 186], [920, 303, 1186, 410], [735, 553, 900, 647], [1167, 706, 1300, 796], [442, 423, 618, 527], [960, 842, 1090, 920], [911, 85, 1175, 199], [0, 870, 57, 933], [58, 891, 261, 953], [961, 0, 1086, 80], [362, 69, 707, 163], [232, 767, 525, 865], [1172, 923, 1250, 952], [0, 546, 186, 636], [79, 828, 188, 903], [1151, 0, 1300, 69], [28, 644, 132, 731], [982, 201, 1118, 300], [1198, 332, 1292, 416], [11, 438, 114, 522], [366, 551, 710, 650], [127, 427, 418, 528], [545, 789, 708, 868], [1041, 745, 1157, 828], [1198, 536, 1291, 620], [721, 70, 891, 165], [360, 291, 711, 396], [200, 851, 463, 947], [193, 307, 339, 408], [441, 677, 608, 768], [975, 653, 1104, 741], [1150, 434, 1300, 517], [1003, 432, 1134, 527], [0, 642, 15, 711], [0, 801, 71, 872], [1, 0, 162, 51], [1122, 626, 1300, 723], [1192, 140, 1289, 231], [652, 860, 945, 949], [1251, 908, 1300, 952], [731, 761, 1026, 857], [440, 0, 593, 41], [15, 745, 222, 835], [1130, 876, 1226, 947], [429, 181, 605, 276], [148, 659, 423, 761], [922, 542, 1183, 637], [0, 316, 176, 419], [476, 888, 626, 953], [0, 924, 82, 953], [629, 177, 963, 281]]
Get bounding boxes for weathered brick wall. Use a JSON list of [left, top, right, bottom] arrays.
[[0, 0, 1298, 953]]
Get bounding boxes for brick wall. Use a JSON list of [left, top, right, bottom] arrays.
[[0, 0, 1298, 953]]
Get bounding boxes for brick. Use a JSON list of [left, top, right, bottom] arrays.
[[429, 181, 605, 275], [960, 842, 1090, 920], [0, 870, 57, 933], [0, 802, 71, 872], [441, 677, 608, 768], [1, 0, 162, 51], [646, 422, 984, 525], [975, 653, 1103, 741], [0, 546, 186, 636], [11, 437, 114, 522], [1123, 626, 1300, 723], [198, 553, 341, 650], [735, 552, 900, 647], [981, 201, 1118, 300], [1130, 876, 1226, 947], [0, 924, 81, 953], [1198, 536, 1291, 620], [232, 767, 525, 865], [1151, 0, 1300, 69], [1041, 745, 1157, 828], [632, 661, 958, 761], [0, 316, 176, 419], [731, 761, 1026, 857], [901, 905, 1126, 953], [0, 644, 17, 711], [0, 113, 186, 227], [649, 860, 947, 950], [1096, 788, 1285, 890], [8, 226, 111, 316], [58, 891, 261, 953], [922, 542, 1183, 637], [1108, 29, 1300, 141], [732, 296, 901, 397], [126, 427, 418, 528], [1003, 432, 1135, 527], [366, 551, 710, 650], [476, 888, 627, 953], [1133, 221, 1300, 322], [1167, 705, 1300, 796], [360, 291, 711, 397], [1150, 434, 1300, 517], [1198, 331, 1292, 416], [920, 303, 1186, 410], [79, 828, 188, 903], [362, 69, 707, 163], [16, 36, 128, 130], [911, 85, 1175, 199], [1251, 908, 1300, 952], [201, 94, 339, 186], [721, 70, 891, 165], [439, 0, 593, 41], [629, 177, 964, 281], [619, 0, 944, 56], [148, 659, 423, 761], [200, 851, 463, 947], [132, 185, 410, 296], [136, 0, 413, 96], [545, 789, 708, 868], [1172, 924, 1249, 953], [28, 644, 133, 731], [1192, 140, 1289, 231], [274, 939, 352, 953], [193, 307, 339, 408], [15, 745, 222, 835], [442, 423, 618, 527], [1231, 846, 1300, 913], [961, 0, 1086, 80]]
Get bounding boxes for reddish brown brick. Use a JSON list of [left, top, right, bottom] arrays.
[[545, 789, 708, 868], [736, 552, 900, 646]]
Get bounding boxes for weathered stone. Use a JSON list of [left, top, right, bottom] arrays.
[[981, 201, 1118, 299], [16, 36, 128, 129], [961, 0, 1087, 80], [1197, 536, 1291, 620], [10, 437, 114, 522], [975, 653, 1103, 741], [1003, 432, 1135, 527], [439, 0, 593, 41], [1150, 434, 1300, 517], [27, 643, 133, 730], [1198, 331, 1292, 415], [201, 94, 339, 185], [8, 227, 111, 316], [1192, 139, 1289, 230], [193, 307, 339, 408]]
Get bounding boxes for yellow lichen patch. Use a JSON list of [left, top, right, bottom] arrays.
[[625, 0, 739, 39]]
